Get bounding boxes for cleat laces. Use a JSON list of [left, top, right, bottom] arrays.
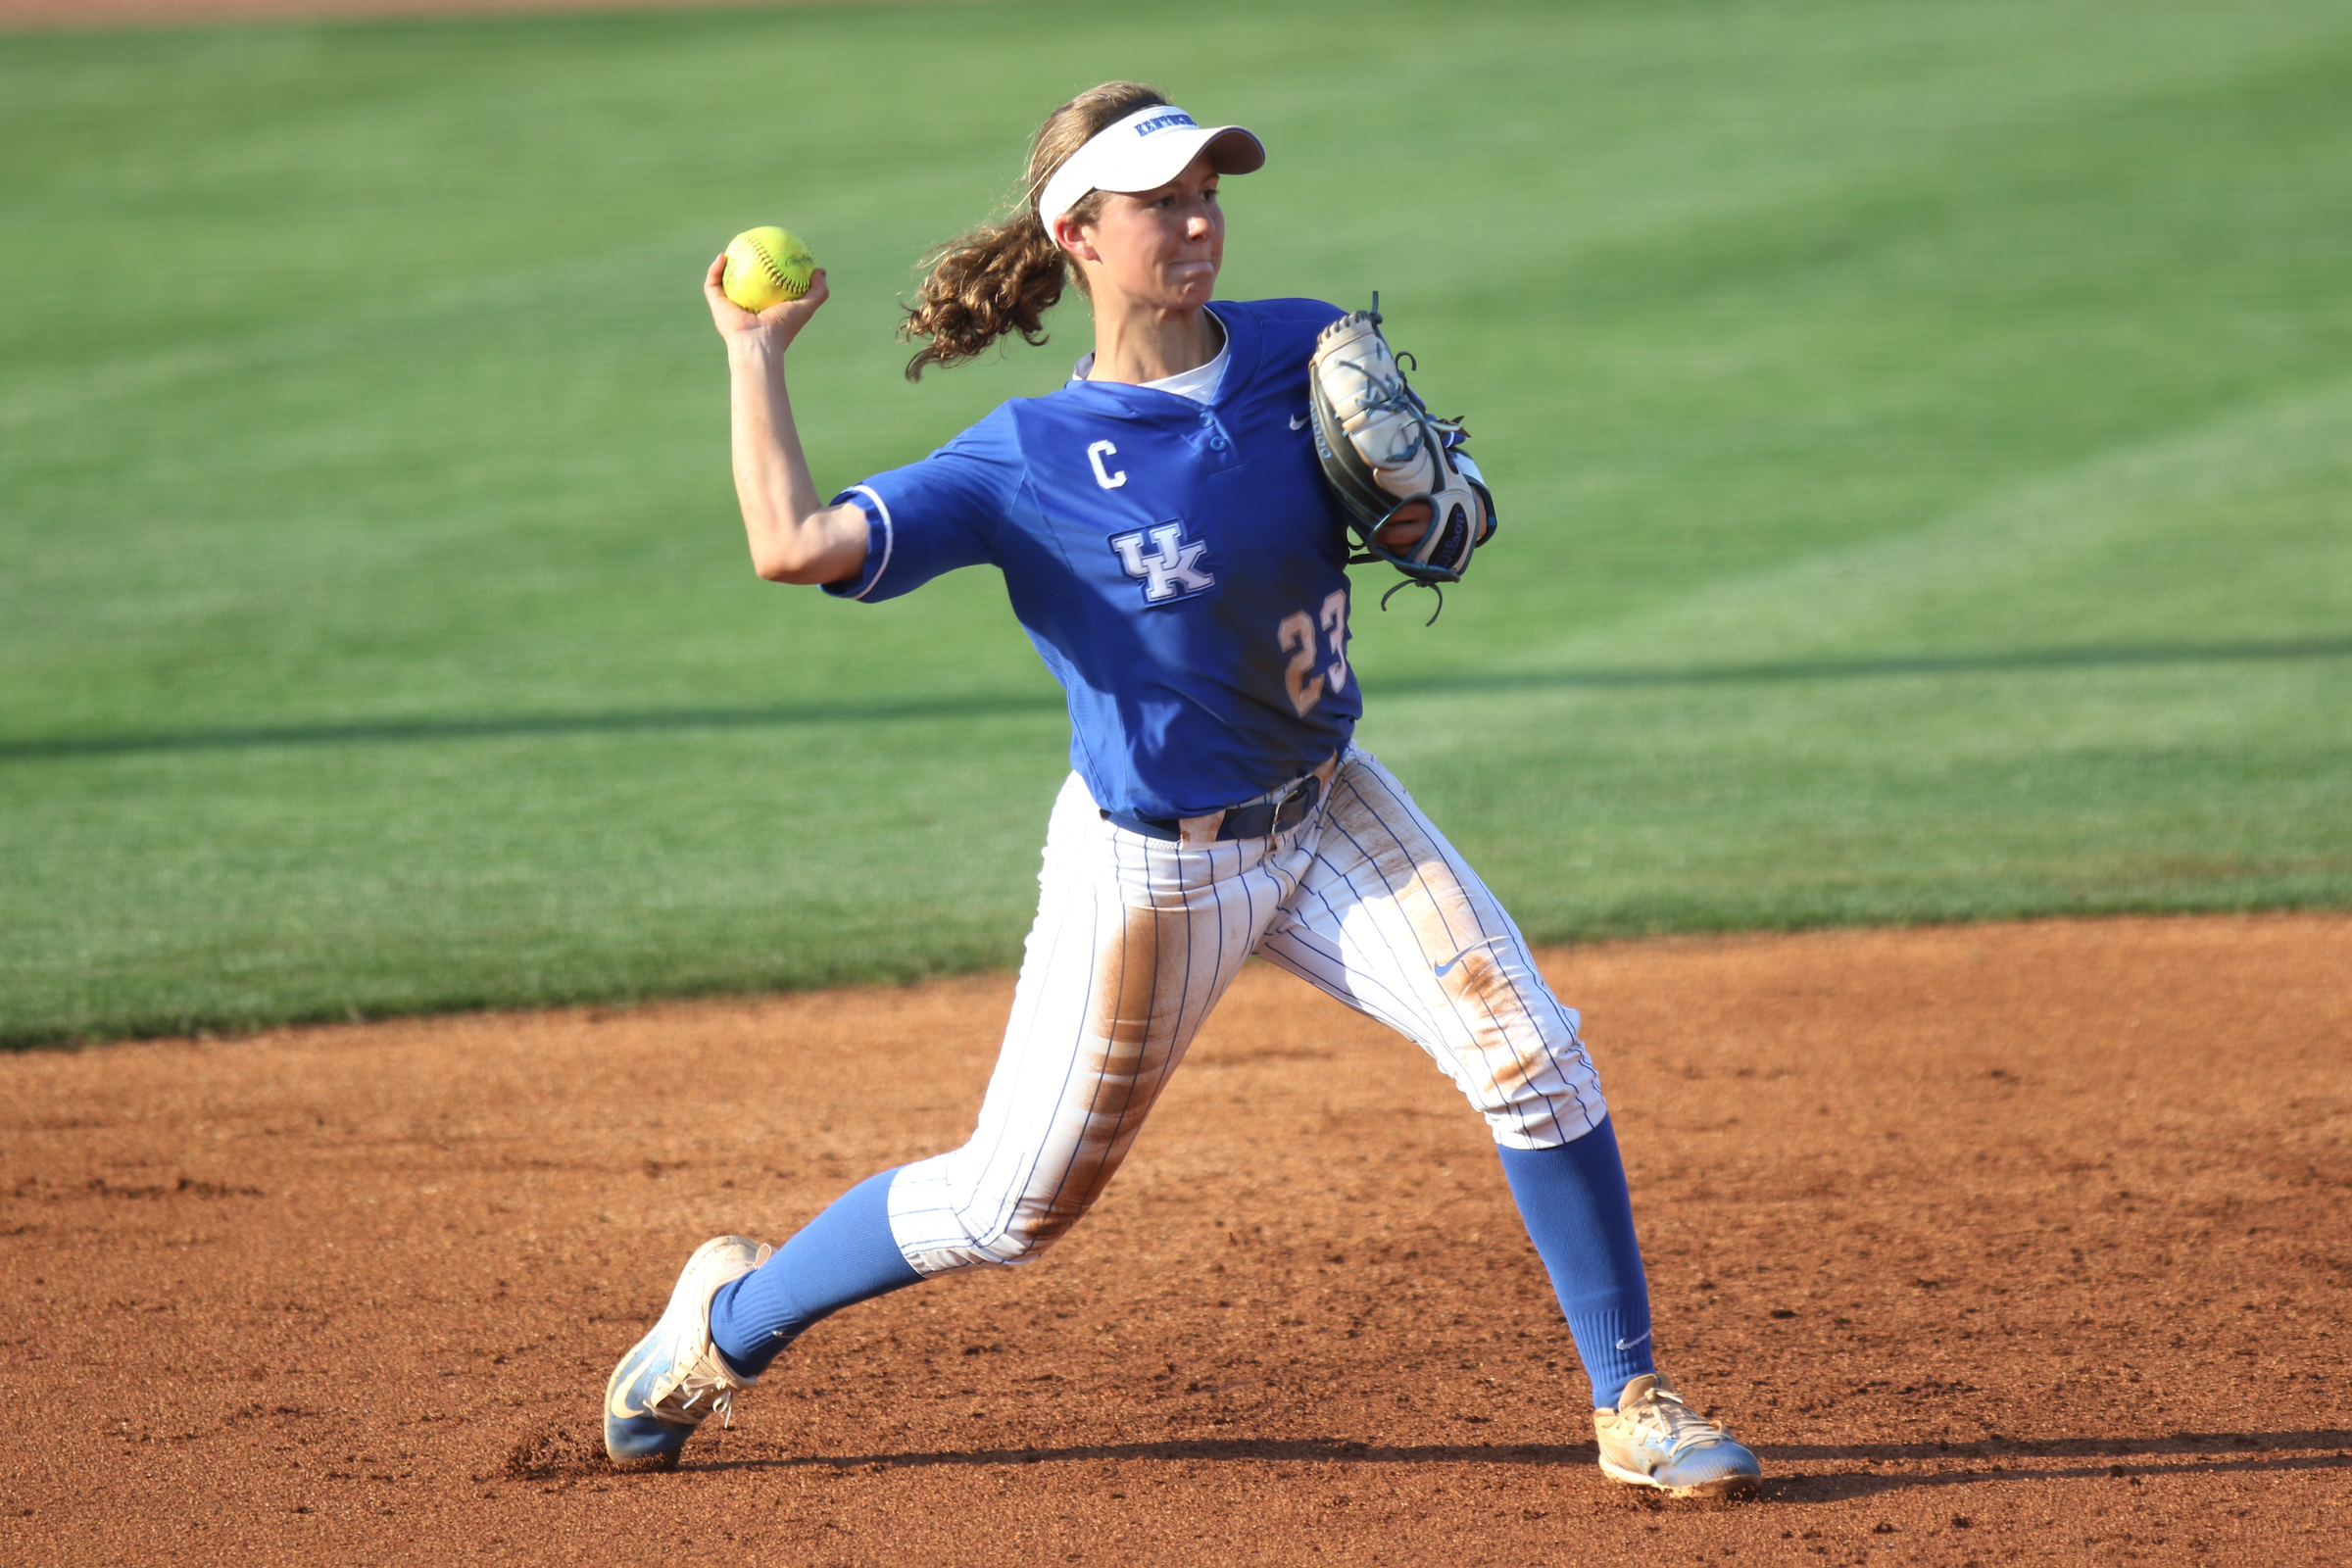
[[1626, 1385, 1733, 1460], [659, 1350, 751, 1429]]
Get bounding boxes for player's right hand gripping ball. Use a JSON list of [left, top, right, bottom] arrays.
[[1306, 300, 1494, 586], [721, 226, 816, 311]]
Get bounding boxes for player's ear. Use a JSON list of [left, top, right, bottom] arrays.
[[1052, 213, 1102, 265]]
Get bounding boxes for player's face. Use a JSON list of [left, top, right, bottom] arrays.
[[1078, 154, 1224, 310]]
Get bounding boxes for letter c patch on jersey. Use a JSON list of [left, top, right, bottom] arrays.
[[1086, 440, 1127, 489], [1110, 521, 1217, 605]]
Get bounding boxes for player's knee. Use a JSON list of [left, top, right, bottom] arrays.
[[905, 1196, 1090, 1272], [1488, 1095, 1610, 1150], [976, 1227, 1057, 1267], [893, 1141, 1118, 1272], [973, 1198, 1094, 1265], [909, 1220, 1068, 1273], [1472, 1050, 1609, 1145]]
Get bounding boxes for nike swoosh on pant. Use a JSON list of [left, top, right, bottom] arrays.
[[1615, 1329, 1653, 1351], [1434, 936, 1508, 978]]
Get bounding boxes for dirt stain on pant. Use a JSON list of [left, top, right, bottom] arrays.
[[1326, 769, 1568, 1116], [1004, 904, 1192, 1250], [1443, 941, 1577, 1116]]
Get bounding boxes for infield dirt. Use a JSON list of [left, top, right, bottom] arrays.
[[3, 913, 2347, 1566]]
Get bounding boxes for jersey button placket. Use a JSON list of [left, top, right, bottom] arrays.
[[1200, 414, 1237, 466]]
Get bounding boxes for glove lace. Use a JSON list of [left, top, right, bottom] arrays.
[[1337, 359, 1424, 456], [1378, 577, 1446, 625]]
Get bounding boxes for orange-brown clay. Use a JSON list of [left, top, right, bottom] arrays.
[[3, 913, 2347, 1565]]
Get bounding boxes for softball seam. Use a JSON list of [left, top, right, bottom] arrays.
[[745, 234, 809, 300]]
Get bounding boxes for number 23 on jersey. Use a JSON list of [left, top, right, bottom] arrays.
[[1278, 590, 1349, 717]]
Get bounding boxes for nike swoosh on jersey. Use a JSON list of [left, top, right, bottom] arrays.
[[1615, 1329, 1653, 1351], [1434, 936, 1509, 978], [1290, 412, 1310, 429]]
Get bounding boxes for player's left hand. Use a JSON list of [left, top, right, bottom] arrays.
[[1307, 306, 1494, 587], [704, 254, 830, 354], [1375, 501, 1431, 552]]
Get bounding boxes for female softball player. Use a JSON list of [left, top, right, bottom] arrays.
[[605, 81, 1760, 1500]]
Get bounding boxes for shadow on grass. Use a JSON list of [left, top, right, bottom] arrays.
[[8, 635, 2350, 763]]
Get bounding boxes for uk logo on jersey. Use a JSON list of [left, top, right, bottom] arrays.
[[1109, 521, 1217, 604]]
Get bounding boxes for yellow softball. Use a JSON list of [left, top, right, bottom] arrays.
[[722, 226, 817, 311]]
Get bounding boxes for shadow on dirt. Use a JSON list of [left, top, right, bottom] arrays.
[[705, 1436, 1600, 1473], [1759, 1429, 2352, 1463], [685, 1428, 2352, 1500], [1756, 1430, 2352, 1502]]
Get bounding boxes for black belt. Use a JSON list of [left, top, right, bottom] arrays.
[[1102, 773, 1325, 843]]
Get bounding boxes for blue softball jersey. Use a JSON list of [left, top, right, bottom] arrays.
[[826, 298, 1362, 820]]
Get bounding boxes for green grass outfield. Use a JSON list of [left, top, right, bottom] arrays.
[[3, 0, 2349, 1046]]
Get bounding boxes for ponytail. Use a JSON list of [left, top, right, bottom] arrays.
[[899, 80, 1169, 380], [898, 210, 1070, 380]]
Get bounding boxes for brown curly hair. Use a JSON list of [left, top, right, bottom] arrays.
[[898, 80, 1169, 381]]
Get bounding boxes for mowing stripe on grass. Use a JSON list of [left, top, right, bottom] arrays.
[[2, 0, 2347, 1043]]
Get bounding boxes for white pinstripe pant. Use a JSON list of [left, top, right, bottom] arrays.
[[886, 746, 1608, 1276]]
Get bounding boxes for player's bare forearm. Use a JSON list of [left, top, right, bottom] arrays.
[[706, 255, 867, 586], [725, 340, 866, 584]]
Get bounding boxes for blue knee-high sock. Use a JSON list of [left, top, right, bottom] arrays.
[[1494, 1115, 1656, 1409], [707, 1168, 924, 1378]]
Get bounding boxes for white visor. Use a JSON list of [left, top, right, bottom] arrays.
[[1036, 104, 1266, 230]]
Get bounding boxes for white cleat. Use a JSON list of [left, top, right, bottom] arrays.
[[1593, 1372, 1763, 1499], [603, 1234, 772, 1464]]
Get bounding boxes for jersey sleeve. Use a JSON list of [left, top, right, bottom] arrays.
[[822, 410, 1022, 603]]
